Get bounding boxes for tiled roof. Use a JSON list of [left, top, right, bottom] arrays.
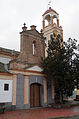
[[42, 7, 59, 16], [28, 29, 43, 38], [0, 47, 20, 56]]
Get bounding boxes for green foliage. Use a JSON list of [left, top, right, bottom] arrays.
[[73, 53, 79, 88], [41, 34, 79, 103]]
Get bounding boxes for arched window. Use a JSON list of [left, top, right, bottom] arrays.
[[45, 14, 51, 26], [32, 41, 36, 55], [53, 15, 58, 26]]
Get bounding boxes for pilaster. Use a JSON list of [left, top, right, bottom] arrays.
[[43, 77, 47, 103], [57, 19, 59, 27], [24, 76, 29, 105], [52, 79, 55, 100], [12, 75, 17, 105], [42, 20, 45, 29], [51, 16, 53, 27]]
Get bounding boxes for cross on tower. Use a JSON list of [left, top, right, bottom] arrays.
[[22, 22, 27, 31], [23, 23, 26, 27]]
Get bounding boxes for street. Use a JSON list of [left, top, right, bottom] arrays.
[[66, 116, 79, 119], [55, 115, 79, 119], [0, 106, 79, 119]]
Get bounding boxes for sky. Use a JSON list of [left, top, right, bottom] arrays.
[[0, 0, 79, 51]]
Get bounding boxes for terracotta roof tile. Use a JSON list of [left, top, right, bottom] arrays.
[[42, 7, 59, 16], [0, 47, 20, 56]]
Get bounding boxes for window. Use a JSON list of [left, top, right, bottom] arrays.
[[32, 41, 36, 55], [4, 84, 9, 91]]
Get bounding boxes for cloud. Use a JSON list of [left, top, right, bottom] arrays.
[[0, 0, 79, 50]]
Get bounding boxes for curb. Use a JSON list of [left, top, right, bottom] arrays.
[[48, 115, 79, 119]]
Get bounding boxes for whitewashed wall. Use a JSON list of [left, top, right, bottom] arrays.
[[0, 79, 12, 103], [27, 66, 43, 72]]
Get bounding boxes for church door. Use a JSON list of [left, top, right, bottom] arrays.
[[30, 83, 40, 107]]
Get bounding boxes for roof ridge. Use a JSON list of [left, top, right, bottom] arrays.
[[0, 47, 20, 54], [42, 7, 59, 16]]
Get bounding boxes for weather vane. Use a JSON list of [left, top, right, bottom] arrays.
[[48, 0, 52, 8]]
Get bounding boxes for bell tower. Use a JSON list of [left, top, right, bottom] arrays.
[[42, 7, 63, 56]]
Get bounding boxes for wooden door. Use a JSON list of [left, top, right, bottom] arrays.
[[30, 84, 40, 107]]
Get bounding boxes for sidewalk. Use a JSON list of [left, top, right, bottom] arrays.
[[0, 105, 79, 119]]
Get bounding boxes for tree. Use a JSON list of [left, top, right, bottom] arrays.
[[41, 34, 78, 103], [74, 53, 79, 92]]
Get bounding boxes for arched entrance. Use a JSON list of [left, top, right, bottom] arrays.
[[30, 83, 40, 107]]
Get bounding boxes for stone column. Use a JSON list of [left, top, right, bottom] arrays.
[[43, 77, 47, 103], [51, 16, 53, 27], [24, 76, 29, 105], [57, 19, 59, 27], [42, 20, 45, 29], [12, 75, 17, 105]]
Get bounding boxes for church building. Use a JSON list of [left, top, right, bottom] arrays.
[[0, 7, 63, 109]]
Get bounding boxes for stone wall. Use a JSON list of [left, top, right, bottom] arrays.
[[19, 30, 45, 64]]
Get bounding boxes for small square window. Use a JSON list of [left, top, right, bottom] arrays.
[[4, 84, 9, 91]]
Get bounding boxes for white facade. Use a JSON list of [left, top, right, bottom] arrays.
[[27, 66, 43, 72], [0, 79, 12, 103]]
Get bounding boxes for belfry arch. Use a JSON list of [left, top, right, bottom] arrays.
[[44, 14, 51, 26], [44, 15, 59, 27]]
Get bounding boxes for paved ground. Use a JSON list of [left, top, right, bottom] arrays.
[[0, 106, 79, 119], [52, 115, 79, 119], [65, 116, 79, 119], [63, 116, 79, 119]]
